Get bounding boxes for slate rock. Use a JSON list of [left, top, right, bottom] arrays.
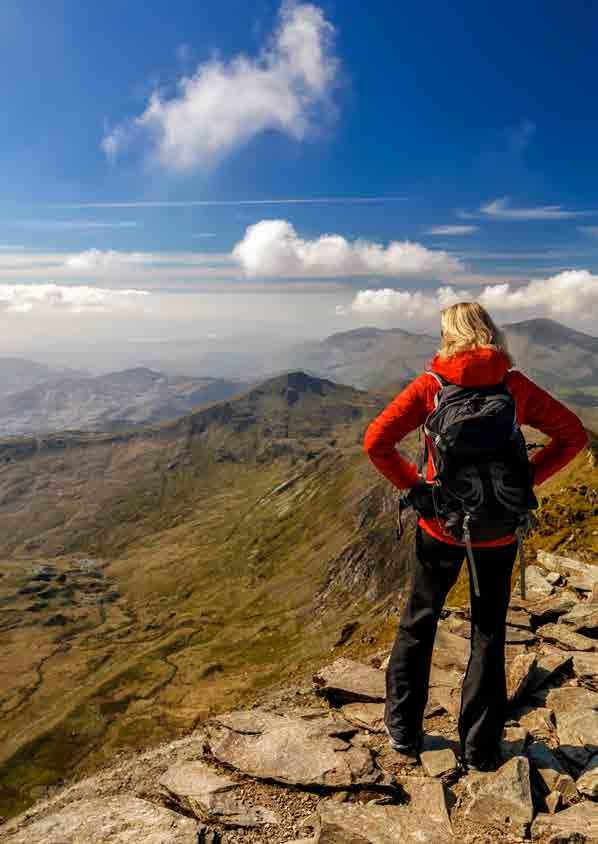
[[529, 594, 578, 624], [556, 708, 598, 769], [159, 761, 278, 828], [506, 626, 537, 644], [531, 801, 598, 842], [340, 702, 385, 733], [537, 623, 597, 651], [544, 790, 562, 814], [4, 796, 199, 844], [573, 653, 598, 690], [206, 710, 380, 788], [560, 604, 598, 634], [577, 753, 598, 797], [545, 571, 563, 586], [518, 707, 555, 740], [537, 550, 598, 583], [315, 779, 453, 843], [420, 734, 458, 777], [526, 741, 578, 803], [313, 658, 385, 703], [507, 653, 538, 702], [523, 565, 555, 597], [506, 607, 533, 629], [462, 756, 534, 837], [528, 649, 572, 693], [432, 627, 470, 672], [544, 686, 598, 714], [500, 726, 529, 761]]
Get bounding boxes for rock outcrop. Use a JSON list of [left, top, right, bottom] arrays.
[[4, 547, 598, 844]]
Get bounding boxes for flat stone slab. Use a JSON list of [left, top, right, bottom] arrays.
[[316, 779, 453, 843], [560, 605, 598, 634], [340, 702, 385, 732], [462, 756, 534, 838], [529, 594, 578, 624], [528, 649, 572, 693], [500, 726, 529, 761], [556, 708, 598, 769], [420, 734, 459, 777], [544, 686, 598, 714], [531, 801, 598, 842], [523, 565, 555, 598], [537, 550, 598, 583], [578, 753, 598, 797], [537, 623, 598, 651], [526, 741, 578, 803], [159, 760, 278, 827], [313, 658, 386, 703], [573, 653, 598, 690], [206, 710, 380, 788], [433, 627, 470, 672], [507, 653, 537, 702], [4, 796, 199, 844], [517, 707, 555, 740]]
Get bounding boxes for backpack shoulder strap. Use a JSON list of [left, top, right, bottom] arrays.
[[425, 369, 450, 409]]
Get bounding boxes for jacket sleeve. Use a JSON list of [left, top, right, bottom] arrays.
[[363, 374, 431, 489], [509, 371, 589, 486]]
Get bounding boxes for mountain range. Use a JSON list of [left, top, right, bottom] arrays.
[[0, 326, 596, 820], [0, 366, 248, 436]]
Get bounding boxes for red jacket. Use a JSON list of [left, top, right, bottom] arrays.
[[363, 347, 589, 547]]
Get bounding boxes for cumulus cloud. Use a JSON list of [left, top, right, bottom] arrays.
[[481, 197, 590, 221], [102, 1, 339, 171], [425, 225, 479, 236], [340, 270, 598, 328], [0, 284, 148, 313], [233, 219, 463, 278]]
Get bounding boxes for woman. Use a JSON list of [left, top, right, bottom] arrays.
[[363, 302, 588, 771]]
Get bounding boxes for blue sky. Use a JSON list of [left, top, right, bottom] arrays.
[[0, 0, 597, 370]]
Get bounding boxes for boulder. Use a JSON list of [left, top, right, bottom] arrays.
[[462, 755, 534, 838], [313, 659, 385, 703], [537, 550, 598, 583], [556, 708, 598, 770], [315, 779, 453, 843], [531, 801, 598, 842], [537, 623, 597, 651], [526, 741, 578, 803], [572, 653, 598, 690], [340, 702, 385, 733], [577, 753, 598, 797], [4, 796, 199, 844], [205, 710, 381, 788], [159, 761, 279, 827], [507, 653, 537, 702]]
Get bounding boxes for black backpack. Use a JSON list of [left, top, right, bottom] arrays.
[[401, 371, 538, 597]]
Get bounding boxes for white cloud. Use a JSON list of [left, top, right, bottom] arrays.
[[481, 197, 591, 221], [64, 249, 151, 270], [55, 196, 406, 209], [102, 1, 339, 171], [0, 284, 148, 313], [341, 270, 598, 328], [426, 225, 479, 236], [232, 219, 464, 277]]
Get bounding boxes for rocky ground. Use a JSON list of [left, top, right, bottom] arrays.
[[3, 548, 598, 843]]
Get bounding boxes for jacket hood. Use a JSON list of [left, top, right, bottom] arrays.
[[430, 347, 511, 387]]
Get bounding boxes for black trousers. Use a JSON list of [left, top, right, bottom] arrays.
[[385, 526, 517, 765]]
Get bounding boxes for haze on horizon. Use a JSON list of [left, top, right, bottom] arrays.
[[1, 0, 597, 373]]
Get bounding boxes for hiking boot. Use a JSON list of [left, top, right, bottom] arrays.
[[384, 725, 421, 763]]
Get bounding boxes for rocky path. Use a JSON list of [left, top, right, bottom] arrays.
[[3, 549, 598, 843]]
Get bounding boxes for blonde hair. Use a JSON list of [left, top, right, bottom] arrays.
[[439, 301, 512, 363]]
